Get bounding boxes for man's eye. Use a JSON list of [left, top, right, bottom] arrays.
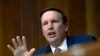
[[52, 20, 59, 23], [42, 22, 48, 26]]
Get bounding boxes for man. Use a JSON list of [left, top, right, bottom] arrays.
[[7, 8, 96, 56]]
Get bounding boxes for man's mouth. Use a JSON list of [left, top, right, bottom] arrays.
[[48, 32, 56, 38]]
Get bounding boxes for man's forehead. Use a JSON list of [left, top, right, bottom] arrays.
[[41, 11, 62, 19], [42, 10, 61, 15]]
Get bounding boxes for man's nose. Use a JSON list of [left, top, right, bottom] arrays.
[[48, 23, 53, 30]]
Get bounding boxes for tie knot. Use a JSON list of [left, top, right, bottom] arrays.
[[55, 48, 61, 54]]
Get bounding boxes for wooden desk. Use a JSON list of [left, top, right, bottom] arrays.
[[44, 41, 100, 56]]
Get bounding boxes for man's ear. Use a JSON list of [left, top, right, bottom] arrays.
[[41, 28, 45, 37], [41, 28, 44, 35], [64, 23, 68, 32]]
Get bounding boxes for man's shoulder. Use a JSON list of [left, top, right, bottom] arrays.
[[67, 35, 97, 46], [33, 44, 51, 56]]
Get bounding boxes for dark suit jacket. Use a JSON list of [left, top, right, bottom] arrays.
[[33, 35, 97, 56]]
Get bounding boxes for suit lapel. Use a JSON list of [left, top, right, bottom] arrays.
[[45, 44, 52, 53]]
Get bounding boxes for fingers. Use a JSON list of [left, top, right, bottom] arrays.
[[29, 48, 35, 56], [8, 36, 26, 50], [7, 36, 35, 56], [22, 36, 27, 47], [7, 45, 15, 53], [16, 36, 22, 47], [12, 38, 18, 49]]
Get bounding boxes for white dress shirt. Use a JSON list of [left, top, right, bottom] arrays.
[[50, 38, 68, 54]]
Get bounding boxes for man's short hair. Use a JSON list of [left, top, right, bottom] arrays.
[[40, 8, 68, 24]]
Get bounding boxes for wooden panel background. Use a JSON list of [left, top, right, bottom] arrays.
[[0, 0, 100, 56]]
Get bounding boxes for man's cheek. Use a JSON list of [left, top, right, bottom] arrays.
[[58, 26, 63, 31]]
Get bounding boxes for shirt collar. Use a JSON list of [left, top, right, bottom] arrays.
[[50, 38, 68, 54]]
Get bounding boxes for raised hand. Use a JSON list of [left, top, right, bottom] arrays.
[[7, 36, 35, 56]]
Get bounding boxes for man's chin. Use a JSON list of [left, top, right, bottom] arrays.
[[48, 38, 57, 44]]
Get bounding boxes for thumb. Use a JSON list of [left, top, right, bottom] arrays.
[[29, 48, 35, 56]]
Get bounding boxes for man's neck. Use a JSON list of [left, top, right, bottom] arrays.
[[50, 37, 65, 48]]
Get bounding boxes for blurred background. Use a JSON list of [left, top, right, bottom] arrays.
[[0, 0, 100, 56]]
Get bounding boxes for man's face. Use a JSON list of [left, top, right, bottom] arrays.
[[41, 11, 68, 44]]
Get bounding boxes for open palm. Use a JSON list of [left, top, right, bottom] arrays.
[[7, 36, 35, 56]]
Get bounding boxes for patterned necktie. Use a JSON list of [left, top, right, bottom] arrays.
[[55, 48, 61, 54]]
